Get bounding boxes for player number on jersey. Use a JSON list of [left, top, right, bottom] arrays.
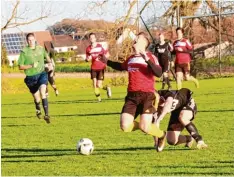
[[171, 99, 179, 111]]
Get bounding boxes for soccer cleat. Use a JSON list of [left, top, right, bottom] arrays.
[[36, 110, 42, 119], [98, 97, 102, 102], [197, 140, 208, 149], [55, 89, 59, 96], [185, 136, 194, 148], [107, 86, 112, 98], [44, 115, 50, 124], [156, 131, 167, 152]]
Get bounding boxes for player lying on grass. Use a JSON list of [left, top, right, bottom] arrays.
[[18, 33, 51, 123], [154, 88, 208, 152], [99, 32, 167, 149], [86, 33, 111, 102]]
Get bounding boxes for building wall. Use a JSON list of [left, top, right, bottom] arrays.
[[54, 46, 77, 53], [8, 55, 20, 66]]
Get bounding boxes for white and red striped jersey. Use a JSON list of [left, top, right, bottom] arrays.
[[173, 38, 193, 64], [86, 43, 107, 70], [121, 52, 160, 93]]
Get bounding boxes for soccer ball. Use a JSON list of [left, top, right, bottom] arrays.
[[77, 138, 94, 155]]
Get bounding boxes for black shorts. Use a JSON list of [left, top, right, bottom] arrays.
[[48, 70, 55, 85], [159, 59, 169, 73], [121, 92, 156, 118], [91, 69, 104, 80], [167, 99, 197, 131], [175, 63, 190, 74], [24, 71, 48, 94]]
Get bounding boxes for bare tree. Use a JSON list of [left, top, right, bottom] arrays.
[[1, 0, 51, 32]]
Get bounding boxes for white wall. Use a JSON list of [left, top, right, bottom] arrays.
[[54, 46, 77, 53], [7, 54, 20, 66]]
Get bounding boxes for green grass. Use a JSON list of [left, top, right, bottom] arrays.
[[1, 77, 234, 176]]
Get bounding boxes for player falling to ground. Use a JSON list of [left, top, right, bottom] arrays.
[[154, 88, 208, 152], [18, 33, 51, 123], [45, 52, 59, 97], [86, 33, 111, 102], [173, 27, 199, 90], [155, 33, 173, 90], [99, 32, 167, 150]]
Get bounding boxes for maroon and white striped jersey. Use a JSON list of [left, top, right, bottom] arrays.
[[121, 52, 160, 93], [86, 43, 107, 70], [173, 38, 193, 64]]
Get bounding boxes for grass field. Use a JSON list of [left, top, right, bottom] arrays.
[[1, 77, 234, 176]]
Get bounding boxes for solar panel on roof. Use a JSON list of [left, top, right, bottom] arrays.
[[1, 33, 27, 55]]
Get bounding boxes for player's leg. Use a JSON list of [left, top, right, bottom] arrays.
[[32, 90, 42, 119], [48, 71, 59, 96], [175, 64, 183, 90], [184, 63, 199, 88], [164, 60, 171, 90], [139, 93, 166, 152], [166, 110, 193, 148], [24, 75, 42, 119], [91, 70, 101, 102], [120, 93, 139, 132], [97, 70, 111, 98], [179, 109, 208, 149], [38, 72, 50, 123]]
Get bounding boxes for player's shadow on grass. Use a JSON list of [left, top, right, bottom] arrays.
[[2, 160, 55, 163], [1, 112, 120, 119], [199, 109, 234, 113], [1, 148, 75, 159], [50, 98, 124, 104]]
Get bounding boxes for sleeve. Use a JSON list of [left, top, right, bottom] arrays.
[[18, 51, 25, 66], [146, 53, 162, 77], [86, 47, 90, 59], [121, 58, 128, 71], [185, 39, 193, 50], [43, 48, 49, 59]]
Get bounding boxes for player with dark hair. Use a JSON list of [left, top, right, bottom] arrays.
[[99, 32, 167, 150], [154, 88, 208, 152], [18, 33, 52, 123], [173, 27, 199, 90], [86, 33, 111, 102], [45, 51, 59, 97], [155, 33, 173, 90]]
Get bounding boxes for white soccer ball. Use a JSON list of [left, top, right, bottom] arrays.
[[77, 138, 94, 155]]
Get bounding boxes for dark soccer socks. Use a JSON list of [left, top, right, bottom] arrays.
[[185, 122, 202, 142], [42, 98, 49, 116], [34, 100, 41, 111]]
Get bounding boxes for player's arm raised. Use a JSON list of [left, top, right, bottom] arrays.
[[99, 54, 125, 71]]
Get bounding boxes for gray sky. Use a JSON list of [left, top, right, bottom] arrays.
[[1, 0, 169, 34]]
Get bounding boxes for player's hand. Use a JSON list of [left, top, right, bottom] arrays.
[[98, 54, 108, 64], [176, 47, 183, 52], [32, 61, 39, 68], [139, 50, 149, 61]]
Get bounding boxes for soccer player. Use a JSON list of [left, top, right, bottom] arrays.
[[99, 32, 167, 150], [154, 88, 208, 152], [45, 52, 59, 97], [18, 33, 52, 123], [155, 33, 173, 90], [86, 33, 111, 102], [173, 27, 199, 90]]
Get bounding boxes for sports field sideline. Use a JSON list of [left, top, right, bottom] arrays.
[[1, 77, 234, 176]]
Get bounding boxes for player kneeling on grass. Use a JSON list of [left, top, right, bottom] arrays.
[[45, 52, 59, 97], [18, 33, 51, 124], [154, 88, 208, 152], [99, 32, 167, 148], [86, 33, 111, 102]]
